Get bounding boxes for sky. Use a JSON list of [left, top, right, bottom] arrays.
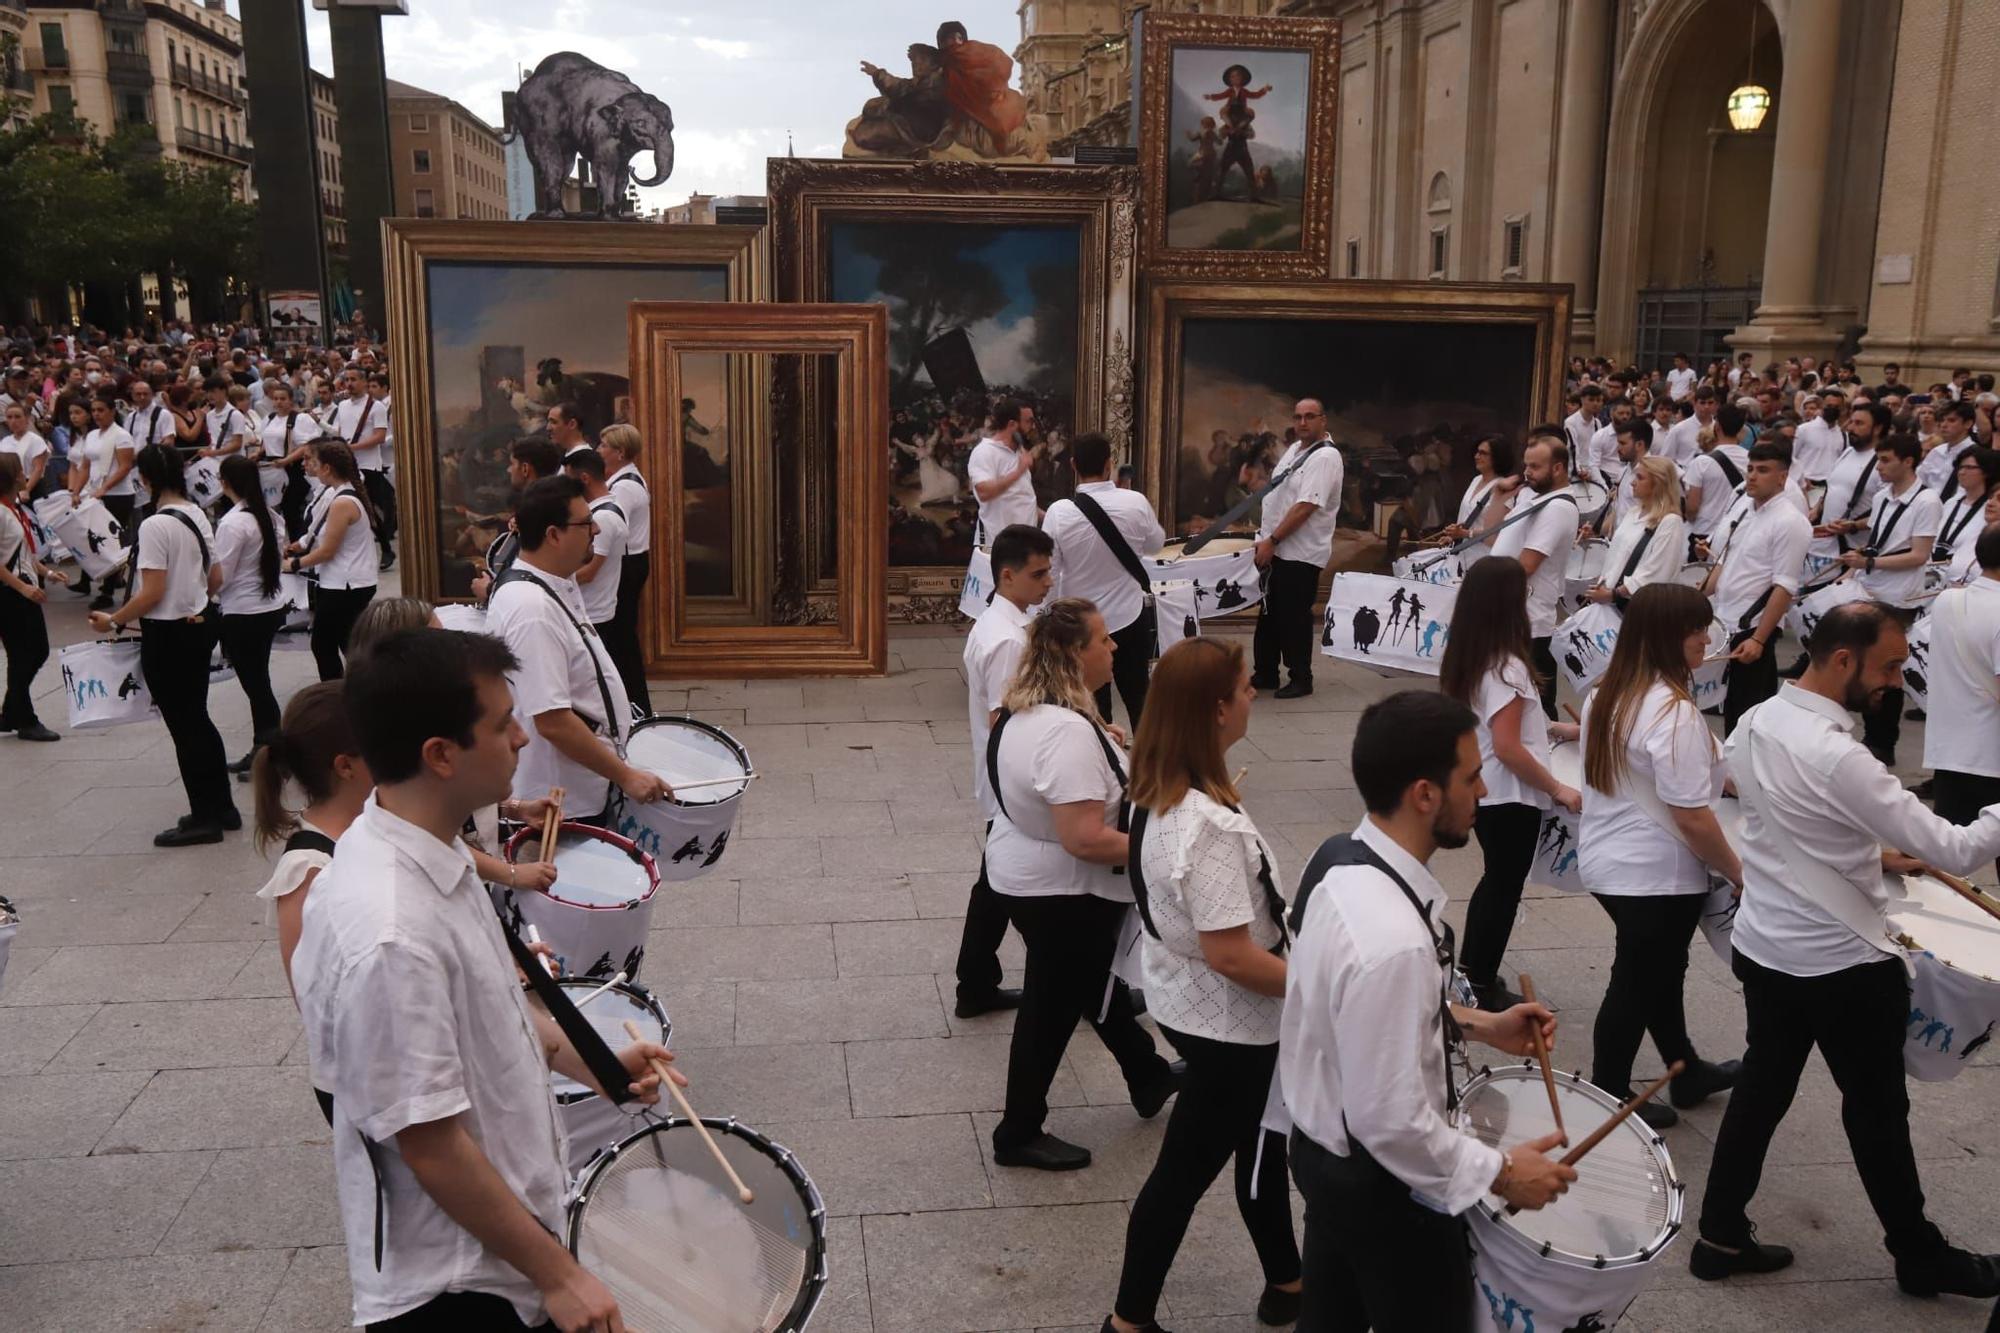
[[278, 0, 1024, 209]]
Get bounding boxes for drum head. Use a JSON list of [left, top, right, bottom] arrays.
[[1155, 534, 1257, 560], [570, 1118, 828, 1333], [1566, 478, 1610, 511], [550, 981, 669, 1102], [628, 718, 753, 807], [519, 827, 655, 909], [1459, 1067, 1679, 1264], [1890, 876, 2000, 982]]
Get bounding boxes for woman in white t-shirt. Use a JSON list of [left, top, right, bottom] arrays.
[[986, 597, 1176, 1173], [1588, 455, 1685, 607], [214, 456, 290, 771], [1934, 447, 1999, 587], [288, 441, 377, 681], [1107, 637, 1300, 1333], [1441, 433, 1517, 558], [1578, 583, 1744, 1129], [1441, 556, 1583, 1012]]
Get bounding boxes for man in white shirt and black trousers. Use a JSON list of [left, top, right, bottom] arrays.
[[563, 446, 643, 709], [597, 424, 652, 711], [1836, 431, 1941, 765], [955, 523, 1052, 1019], [1043, 433, 1165, 728], [1280, 691, 1574, 1332], [1489, 433, 1578, 718], [1694, 602, 2000, 1300], [968, 397, 1041, 546], [1252, 400, 1345, 699], [1703, 442, 1812, 733]]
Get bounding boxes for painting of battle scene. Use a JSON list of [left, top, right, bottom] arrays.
[[1164, 46, 1312, 253]]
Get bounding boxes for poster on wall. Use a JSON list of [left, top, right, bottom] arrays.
[[267, 291, 323, 352]]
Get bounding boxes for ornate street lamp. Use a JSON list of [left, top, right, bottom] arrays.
[[1727, 6, 1771, 132]]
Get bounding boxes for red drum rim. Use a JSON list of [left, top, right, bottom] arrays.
[[627, 715, 754, 809], [502, 820, 662, 910]]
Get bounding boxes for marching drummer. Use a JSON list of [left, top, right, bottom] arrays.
[[255, 382, 322, 538], [1488, 433, 1577, 719], [1923, 522, 2000, 872], [1839, 432, 1940, 766], [1280, 691, 1573, 1333], [1704, 442, 1813, 733], [1695, 601, 2000, 1300], [485, 476, 668, 826], [1043, 432, 1165, 727]]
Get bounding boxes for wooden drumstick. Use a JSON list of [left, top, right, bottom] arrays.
[[541, 787, 563, 864], [1917, 866, 2000, 926], [1507, 1062, 1682, 1215], [1517, 975, 1567, 1146], [622, 1018, 755, 1204], [665, 773, 760, 792]]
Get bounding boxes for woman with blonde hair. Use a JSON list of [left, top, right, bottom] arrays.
[[1588, 454, 1684, 607], [1106, 636, 1301, 1333], [1579, 582, 1743, 1129], [987, 596, 1177, 1173]]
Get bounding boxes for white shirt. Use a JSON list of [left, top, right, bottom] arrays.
[[291, 797, 568, 1327], [967, 435, 1037, 543], [1853, 479, 1942, 608], [1456, 474, 1512, 553], [1564, 411, 1599, 472], [257, 409, 321, 461], [1924, 579, 2000, 779], [1659, 414, 1706, 466], [205, 405, 252, 454], [1599, 511, 1685, 596], [1935, 491, 1987, 572], [1588, 423, 1623, 491], [1730, 685, 2000, 976], [307, 487, 378, 591], [486, 565, 632, 814], [0, 503, 37, 588], [963, 596, 1034, 821], [1684, 452, 1735, 537], [1709, 492, 1812, 629], [1791, 416, 1846, 482], [1918, 436, 1973, 495], [1137, 790, 1287, 1045], [1809, 444, 1885, 560], [1578, 682, 1725, 895], [81, 424, 138, 497], [984, 703, 1129, 903], [134, 501, 217, 619], [1259, 439, 1345, 566], [1471, 656, 1551, 810], [1489, 491, 1578, 637], [327, 395, 385, 471], [124, 403, 174, 451], [213, 505, 289, 616], [1, 429, 50, 479], [1278, 818, 1504, 1214], [1666, 367, 1697, 401], [608, 464, 651, 555], [579, 496, 628, 624], [1044, 481, 1166, 634]]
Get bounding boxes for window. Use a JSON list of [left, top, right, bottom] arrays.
[[413, 148, 431, 173], [1502, 216, 1528, 278], [39, 22, 66, 62], [1345, 239, 1360, 279], [1429, 226, 1450, 279], [121, 92, 149, 126], [175, 98, 184, 128], [410, 113, 428, 132], [414, 188, 435, 217], [48, 84, 75, 118]]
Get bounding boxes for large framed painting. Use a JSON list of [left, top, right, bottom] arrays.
[[381, 220, 765, 613], [769, 157, 1138, 621], [1142, 280, 1571, 576], [1138, 12, 1340, 280]]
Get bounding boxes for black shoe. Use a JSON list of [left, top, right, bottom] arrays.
[[1629, 1096, 1679, 1131], [953, 987, 1023, 1019], [1670, 1057, 1742, 1109], [1471, 978, 1524, 1013], [379, 548, 395, 571], [155, 823, 224, 847], [88, 592, 116, 611], [1131, 1060, 1185, 1120], [13, 723, 59, 743], [1913, 777, 1937, 801], [993, 1132, 1091, 1171], [1101, 1317, 1173, 1333], [1274, 679, 1314, 700], [228, 751, 256, 776], [1896, 1245, 2000, 1298], [1250, 673, 1280, 691], [179, 809, 242, 832], [1256, 1284, 1302, 1326], [1689, 1229, 1795, 1280]]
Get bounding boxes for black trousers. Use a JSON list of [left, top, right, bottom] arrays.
[[1291, 1129, 1472, 1333], [1115, 1029, 1298, 1324], [218, 608, 284, 745], [1861, 685, 1904, 764], [1529, 636, 1560, 720], [140, 615, 234, 826], [1723, 632, 1780, 735], [1254, 557, 1320, 684], [1462, 802, 1542, 986], [994, 892, 1168, 1149], [1700, 950, 1944, 1259], [608, 550, 651, 713], [367, 1290, 552, 1332], [1093, 605, 1154, 730], [0, 584, 50, 729], [362, 469, 396, 548], [279, 461, 311, 541], [1590, 891, 1706, 1092], [955, 822, 1011, 1004], [311, 584, 377, 681], [1933, 769, 2000, 879]]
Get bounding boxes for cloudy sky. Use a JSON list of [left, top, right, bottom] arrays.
[[284, 0, 1024, 208]]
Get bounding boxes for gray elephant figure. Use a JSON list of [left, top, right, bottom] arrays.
[[511, 52, 674, 218]]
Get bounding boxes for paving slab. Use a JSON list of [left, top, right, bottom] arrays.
[[255, 1246, 355, 1332], [0, 1150, 217, 1264], [97, 1066, 333, 1153], [0, 1070, 151, 1159], [760, 1112, 992, 1217], [0, 1250, 294, 1333], [734, 975, 950, 1045], [160, 1145, 344, 1254], [863, 1204, 1132, 1333], [0, 1002, 99, 1075], [845, 1034, 1086, 1118], [46, 998, 302, 1072]]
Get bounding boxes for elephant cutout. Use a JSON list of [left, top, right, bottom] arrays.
[[509, 52, 674, 219]]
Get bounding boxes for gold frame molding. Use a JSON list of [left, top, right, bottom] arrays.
[[768, 157, 1138, 623], [629, 301, 889, 677], [1136, 12, 1341, 281], [381, 219, 766, 625], [1140, 280, 1572, 529]]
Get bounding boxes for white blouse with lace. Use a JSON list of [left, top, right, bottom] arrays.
[[1136, 789, 1289, 1046]]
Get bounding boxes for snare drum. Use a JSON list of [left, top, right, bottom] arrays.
[[550, 977, 671, 1174], [1564, 539, 1610, 606], [41, 494, 127, 579], [567, 1117, 829, 1333], [433, 602, 489, 633], [184, 456, 224, 508], [1565, 477, 1612, 514], [1888, 874, 2000, 1082], [1144, 536, 1266, 616], [1529, 742, 1585, 895], [1689, 616, 1732, 713], [1902, 611, 1932, 709], [1458, 1065, 1683, 1333], [613, 717, 753, 881], [499, 822, 661, 982], [1675, 560, 1714, 590]]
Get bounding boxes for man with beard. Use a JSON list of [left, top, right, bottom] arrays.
[[1488, 434, 1577, 718], [1694, 602, 2000, 1301]]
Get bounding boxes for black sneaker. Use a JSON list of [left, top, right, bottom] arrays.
[[1256, 1284, 1302, 1326], [379, 548, 395, 572], [1131, 1060, 1185, 1119], [993, 1132, 1091, 1171], [1670, 1057, 1742, 1109], [1274, 679, 1314, 700], [228, 751, 256, 776], [1896, 1244, 2000, 1299], [1689, 1228, 1795, 1280], [88, 592, 116, 611], [953, 987, 1023, 1019]]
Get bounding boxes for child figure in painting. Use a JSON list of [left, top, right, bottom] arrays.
[[1186, 116, 1219, 202], [1204, 64, 1273, 202]]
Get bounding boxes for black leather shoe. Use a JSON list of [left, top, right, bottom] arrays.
[[178, 809, 242, 833], [1670, 1057, 1742, 1109], [1689, 1229, 1794, 1280], [1100, 1316, 1171, 1333], [1250, 674, 1280, 691], [993, 1132, 1091, 1171], [14, 723, 59, 743], [1256, 1284, 1302, 1326], [1611, 1092, 1678, 1131], [1471, 978, 1524, 1013], [379, 549, 395, 572], [88, 593, 116, 611], [1131, 1060, 1186, 1120], [155, 823, 224, 848], [1896, 1245, 2000, 1298], [1273, 679, 1314, 699], [228, 751, 256, 776], [954, 988, 1023, 1019]]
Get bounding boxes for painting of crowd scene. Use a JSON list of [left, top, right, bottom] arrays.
[[423, 261, 728, 596], [1171, 317, 1539, 571], [827, 219, 1082, 567], [1164, 46, 1312, 252]]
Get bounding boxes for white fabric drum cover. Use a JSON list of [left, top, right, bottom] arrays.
[[1889, 874, 2000, 1081], [0, 895, 17, 995], [184, 456, 224, 508], [498, 822, 661, 982], [42, 495, 126, 578], [258, 462, 289, 510], [433, 602, 488, 633], [1553, 602, 1623, 695], [1392, 549, 1465, 587], [1459, 1066, 1682, 1333], [1144, 537, 1266, 617], [1783, 579, 1871, 643], [272, 572, 314, 652], [59, 638, 156, 729], [1529, 742, 1585, 894], [1153, 580, 1201, 651], [960, 548, 994, 620], [613, 718, 752, 881], [1321, 573, 1458, 677], [1901, 611, 1932, 709], [550, 977, 670, 1176]]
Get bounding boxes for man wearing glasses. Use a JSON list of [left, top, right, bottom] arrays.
[[1250, 399, 1344, 698]]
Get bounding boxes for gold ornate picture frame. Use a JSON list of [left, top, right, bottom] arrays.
[[768, 157, 1138, 622], [1137, 12, 1340, 280]]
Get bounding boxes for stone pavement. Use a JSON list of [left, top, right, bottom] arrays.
[[1, 588, 1995, 1332]]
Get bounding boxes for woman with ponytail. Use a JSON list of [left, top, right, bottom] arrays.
[[252, 682, 369, 992], [215, 454, 288, 773], [287, 440, 377, 679]]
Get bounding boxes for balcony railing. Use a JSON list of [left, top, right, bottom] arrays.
[[176, 127, 252, 165], [26, 46, 67, 72], [104, 49, 151, 80], [2, 63, 30, 94], [170, 62, 242, 107]]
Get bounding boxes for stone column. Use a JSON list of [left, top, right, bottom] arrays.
[[1549, 0, 1611, 346]]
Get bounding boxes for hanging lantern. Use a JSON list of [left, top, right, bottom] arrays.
[[1727, 83, 1771, 132]]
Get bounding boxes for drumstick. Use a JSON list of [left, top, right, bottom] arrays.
[[622, 1018, 755, 1204], [572, 971, 628, 1008], [525, 925, 557, 978], [663, 773, 759, 792], [1232, 767, 1248, 788], [1517, 975, 1566, 1146], [1506, 1062, 1682, 1216], [1918, 866, 2000, 926], [541, 788, 563, 864]]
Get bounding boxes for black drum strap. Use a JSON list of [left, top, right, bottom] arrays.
[[986, 704, 1130, 876], [499, 919, 635, 1106], [1127, 800, 1286, 952]]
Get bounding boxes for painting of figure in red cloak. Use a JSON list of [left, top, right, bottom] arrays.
[[845, 19, 1048, 162]]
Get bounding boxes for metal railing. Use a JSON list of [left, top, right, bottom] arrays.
[[1635, 283, 1762, 371], [170, 62, 242, 106], [176, 126, 252, 164], [25, 46, 67, 71], [104, 48, 151, 80]]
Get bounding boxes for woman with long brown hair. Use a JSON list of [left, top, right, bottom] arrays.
[[251, 682, 370, 991], [1579, 582, 1743, 1129], [1440, 555, 1581, 1011], [288, 440, 377, 679]]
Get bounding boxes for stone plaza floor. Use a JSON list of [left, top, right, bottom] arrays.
[[1, 585, 1996, 1331]]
